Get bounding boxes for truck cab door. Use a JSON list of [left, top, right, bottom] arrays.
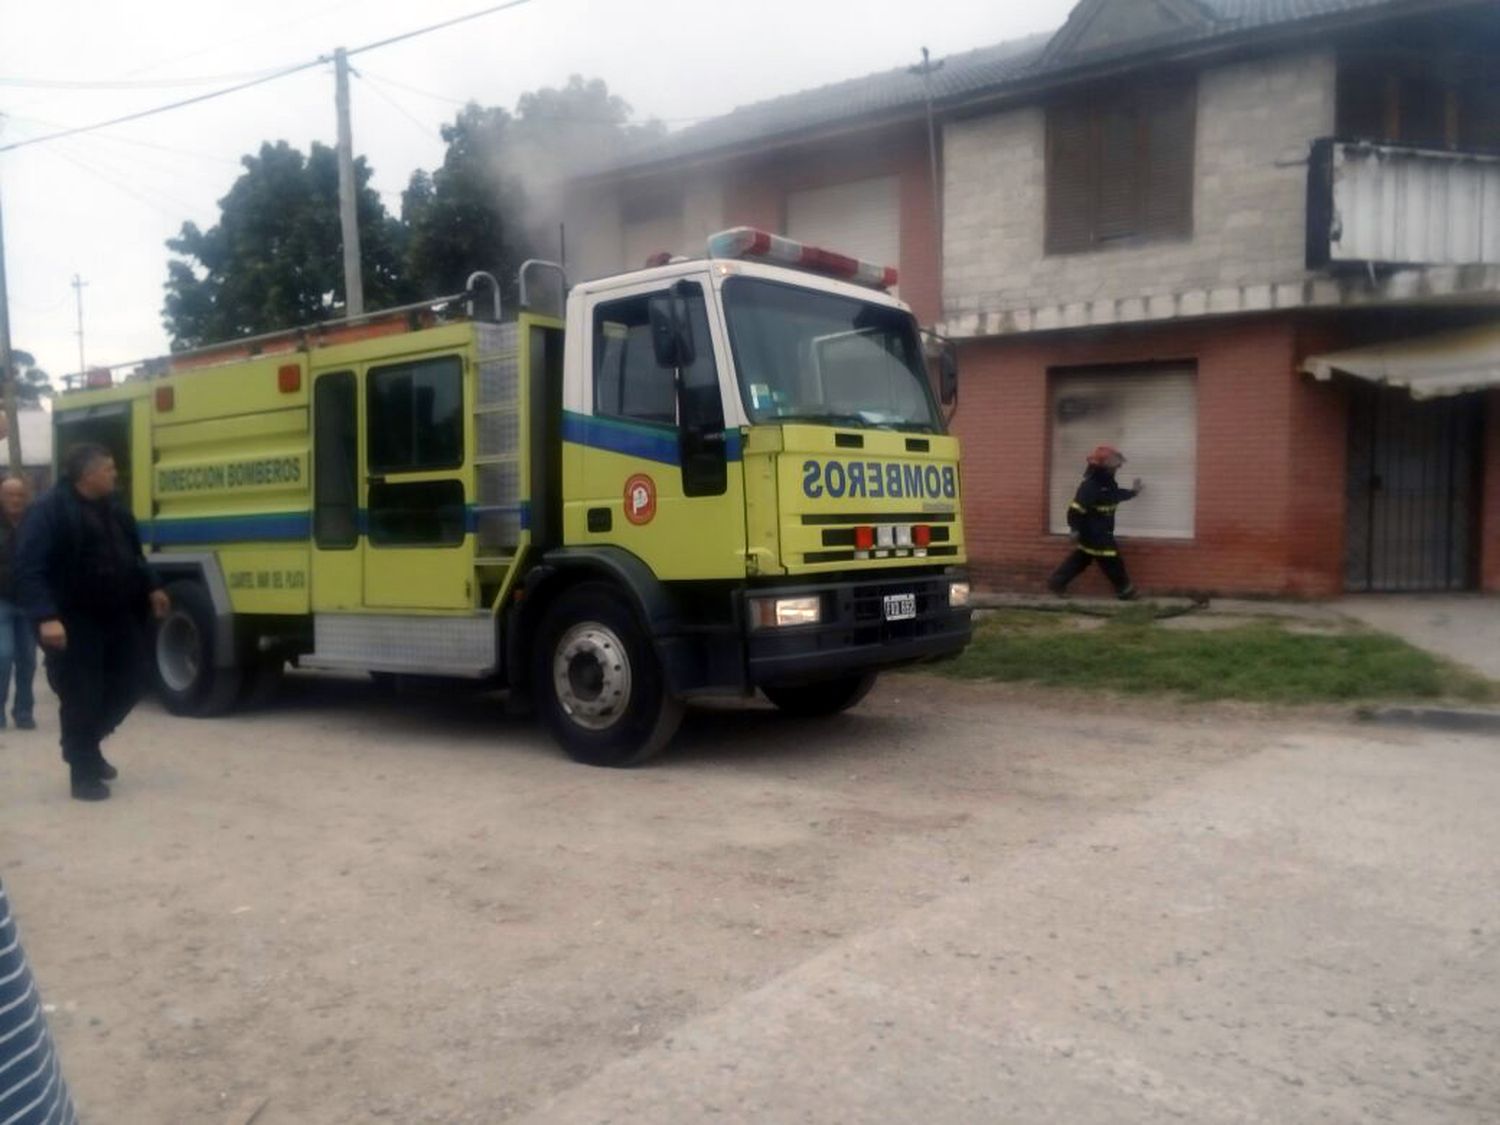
[[565, 277, 746, 578]]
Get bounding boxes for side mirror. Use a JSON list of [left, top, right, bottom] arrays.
[[940, 343, 959, 407], [648, 287, 695, 369]]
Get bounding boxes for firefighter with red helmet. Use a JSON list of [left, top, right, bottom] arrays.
[[1048, 444, 1144, 600]]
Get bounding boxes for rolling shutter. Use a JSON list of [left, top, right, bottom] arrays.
[[786, 175, 901, 271], [1144, 80, 1196, 240], [1046, 102, 1096, 254], [1049, 365, 1198, 539]]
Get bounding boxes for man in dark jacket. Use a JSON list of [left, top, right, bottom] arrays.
[[1048, 444, 1144, 600], [0, 476, 39, 729], [16, 444, 169, 801]]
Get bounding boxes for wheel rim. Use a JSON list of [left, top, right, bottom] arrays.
[[552, 622, 632, 731], [157, 610, 202, 694]]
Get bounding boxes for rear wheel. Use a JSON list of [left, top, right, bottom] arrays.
[[762, 673, 877, 718], [533, 583, 683, 767], [153, 580, 242, 716]]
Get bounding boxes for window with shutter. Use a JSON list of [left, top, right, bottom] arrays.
[[1045, 104, 1096, 255], [1337, 48, 1500, 151], [1049, 364, 1198, 540], [1044, 77, 1196, 255]]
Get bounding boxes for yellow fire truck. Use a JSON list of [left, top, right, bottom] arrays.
[[54, 229, 971, 765]]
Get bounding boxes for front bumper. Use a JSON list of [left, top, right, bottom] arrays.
[[745, 572, 972, 688]]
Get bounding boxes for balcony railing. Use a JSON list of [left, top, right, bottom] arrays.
[[1307, 138, 1500, 270]]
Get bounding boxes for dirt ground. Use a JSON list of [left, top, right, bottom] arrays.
[[1, 674, 1495, 1124]]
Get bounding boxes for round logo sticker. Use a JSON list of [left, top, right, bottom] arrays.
[[623, 474, 657, 526]]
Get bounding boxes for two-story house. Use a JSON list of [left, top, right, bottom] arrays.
[[566, 0, 1500, 597]]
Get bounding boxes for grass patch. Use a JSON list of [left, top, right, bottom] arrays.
[[936, 610, 1499, 705]]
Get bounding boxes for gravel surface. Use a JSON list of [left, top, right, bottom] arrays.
[[2, 674, 1495, 1124]]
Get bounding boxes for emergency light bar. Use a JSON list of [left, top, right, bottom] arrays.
[[707, 227, 898, 291]]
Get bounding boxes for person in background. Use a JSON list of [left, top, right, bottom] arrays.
[[0, 876, 78, 1124], [15, 444, 170, 801], [1048, 444, 1145, 601], [0, 476, 39, 730]]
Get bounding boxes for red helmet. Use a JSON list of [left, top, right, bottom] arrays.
[[1087, 444, 1126, 467]]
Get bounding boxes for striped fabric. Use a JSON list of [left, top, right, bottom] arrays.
[[0, 881, 77, 1125]]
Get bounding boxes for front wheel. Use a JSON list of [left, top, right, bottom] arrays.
[[153, 580, 242, 716], [762, 673, 877, 718], [533, 583, 683, 767]]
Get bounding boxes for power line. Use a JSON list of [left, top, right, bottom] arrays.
[[0, 60, 326, 154], [345, 0, 538, 59], [0, 66, 293, 91], [0, 0, 544, 155], [355, 72, 440, 142]]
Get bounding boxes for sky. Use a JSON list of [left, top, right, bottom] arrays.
[[1, 0, 1075, 383]]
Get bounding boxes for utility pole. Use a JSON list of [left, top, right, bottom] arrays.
[[909, 47, 945, 276], [333, 47, 364, 318], [71, 273, 88, 378], [0, 182, 21, 474]]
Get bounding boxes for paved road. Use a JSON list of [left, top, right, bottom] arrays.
[[0, 676, 1495, 1124]]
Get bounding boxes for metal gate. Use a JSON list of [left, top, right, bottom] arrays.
[[1345, 384, 1483, 592]]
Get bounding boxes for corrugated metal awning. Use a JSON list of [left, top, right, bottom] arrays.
[[1302, 323, 1500, 400]]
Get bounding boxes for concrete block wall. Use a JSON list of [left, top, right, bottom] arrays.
[[954, 315, 1349, 597], [942, 49, 1337, 321]]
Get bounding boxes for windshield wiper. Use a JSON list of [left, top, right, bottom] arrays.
[[770, 411, 884, 429], [769, 412, 938, 435]]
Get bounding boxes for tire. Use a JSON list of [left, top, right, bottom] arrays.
[[533, 583, 683, 767], [152, 580, 242, 716], [762, 673, 877, 718]]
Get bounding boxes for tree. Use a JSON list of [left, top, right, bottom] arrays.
[[402, 77, 665, 302], [401, 105, 531, 306], [162, 141, 409, 350], [510, 75, 665, 184], [5, 350, 53, 406]]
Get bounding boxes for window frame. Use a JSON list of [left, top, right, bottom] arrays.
[[1047, 363, 1199, 542], [1044, 75, 1198, 256], [313, 370, 359, 550], [365, 354, 466, 476], [589, 280, 721, 430]]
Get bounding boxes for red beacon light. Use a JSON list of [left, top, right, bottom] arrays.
[[707, 227, 899, 291]]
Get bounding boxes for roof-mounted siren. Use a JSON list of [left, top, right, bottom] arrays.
[[707, 227, 898, 291]]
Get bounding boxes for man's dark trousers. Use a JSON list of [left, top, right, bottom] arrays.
[[44, 611, 143, 781], [1049, 548, 1133, 597]]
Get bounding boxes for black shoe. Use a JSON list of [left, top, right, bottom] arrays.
[[71, 776, 111, 802], [1117, 587, 1139, 602], [95, 757, 119, 782], [14, 716, 36, 731]]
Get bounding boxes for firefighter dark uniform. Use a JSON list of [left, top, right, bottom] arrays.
[[1048, 446, 1140, 599]]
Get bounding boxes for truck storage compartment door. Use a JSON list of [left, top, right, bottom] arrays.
[[361, 350, 473, 610]]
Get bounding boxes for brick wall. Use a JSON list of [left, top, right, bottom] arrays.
[[954, 314, 1349, 597], [942, 49, 1337, 322], [1484, 390, 1500, 594]]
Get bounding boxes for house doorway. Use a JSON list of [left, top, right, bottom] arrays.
[[1345, 383, 1483, 592]]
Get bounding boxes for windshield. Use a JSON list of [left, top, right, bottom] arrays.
[[721, 276, 941, 432]]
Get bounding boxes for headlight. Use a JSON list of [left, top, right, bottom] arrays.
[[749, 595, 823, 630], [948, 581, 971, 608]]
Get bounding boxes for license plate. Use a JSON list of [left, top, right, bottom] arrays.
[[883, 593, 917, 622]]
